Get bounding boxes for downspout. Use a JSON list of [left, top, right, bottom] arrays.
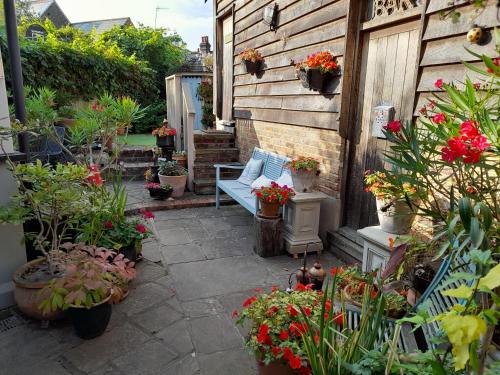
[[3, 0, 28, 156]]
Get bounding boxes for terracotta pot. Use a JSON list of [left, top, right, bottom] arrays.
[[105, 136, 114, 150], [256, 359, 298, 375], [158, 174, 187, 198], [172, 155, 187, 169], [13, 258, 65, 320], [243, 60, 261, 74], [376, 199, 416, 234], [291, 169, 317, 193], [116, 126, 126, 135], [259, 199, 280, 218], [156, 135, 175, 148]]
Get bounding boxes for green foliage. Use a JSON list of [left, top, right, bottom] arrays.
[[158, 160, 187, 176]]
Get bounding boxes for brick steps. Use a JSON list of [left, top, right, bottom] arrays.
[[193, 162, 242, 180], [120, 161, 154, 179], [194, 148, 239, 163], [118, 146, 156, 180]]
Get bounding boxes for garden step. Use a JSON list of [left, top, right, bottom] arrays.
[[326, 229, 363, 264], [192, 178, 217, 195], [193, 141, 235, 149], [119, 161, 154, 179], [194, 148, 239, 163], [193, 162, 242, 180], [119, 146, 154, 157]]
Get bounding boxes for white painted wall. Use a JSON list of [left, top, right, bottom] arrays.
[[0, 54, 26, 309]]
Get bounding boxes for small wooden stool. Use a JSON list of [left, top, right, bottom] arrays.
[[254, 214, 284, 257]]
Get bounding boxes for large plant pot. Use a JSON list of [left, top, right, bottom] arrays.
[[243, 60, 261, 75], [376, 199, 416, 234], [291, 169, 316, 193], [68, 296, 112, 339], [259, 199, 280, 218], [257, 359, 298, 375], [13, 258, 65, 320], [158, 174, 187, 198], [156, 135, 175, 148]]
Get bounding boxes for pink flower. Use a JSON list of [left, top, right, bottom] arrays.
[[135, 224, 147, 234], [140, 208, 155, 220], [434, 78, 444, 89], [459, 120, 480, 138], [383, 120, 401, 133], [432, 113, 446, 124]]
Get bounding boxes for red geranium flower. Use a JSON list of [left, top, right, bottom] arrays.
[[104, 220, 113, 229], [279, 330, 289, 340], [303, 307, 311, 317], [290, 322, 307, 335], [271, 285, 279, 292], [257, 324, 272, 345], [283, 347, 294, 360], [287, 304, 299, 317], [294, 282, 313, 291], [383, 120, 401, 133], [135, 224, 147, 234], [271, 346, 281, 357], [330, 266, 344, 276], [140, 208, 155, 219], [266, 305, 279, 316], [243, 296, 257, 308], [434, 78, 444, 89], [289, 355, 302, 369]]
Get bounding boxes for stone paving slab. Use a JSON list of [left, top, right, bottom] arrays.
[[1, 205, 344, 375]]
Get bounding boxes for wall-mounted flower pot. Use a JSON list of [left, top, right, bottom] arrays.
[[308, 69, 332, 91], [156, 135, 175, 148], [243, 60, 261, 75], [297, 69, 310, 88]]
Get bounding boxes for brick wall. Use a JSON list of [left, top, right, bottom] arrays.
[[235, 119, 345, 198]]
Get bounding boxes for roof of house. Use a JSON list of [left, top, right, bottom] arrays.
[[71, 17, 133, 34], [28, 0, 55, 16]]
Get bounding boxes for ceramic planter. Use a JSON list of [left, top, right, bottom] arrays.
[[243, 60, 261, 74], [297, 69, 310, 88], [156, 135, 175, 148], [13, 258, 65, 321], [259, 199, 280, 218], [158, 174, 187, 198], [68, 296, 112, 339], [376, 199, 416, 234], [290, 169, 317, 193]]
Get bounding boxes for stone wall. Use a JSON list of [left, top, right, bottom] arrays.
[[235, 119, 345, 199]]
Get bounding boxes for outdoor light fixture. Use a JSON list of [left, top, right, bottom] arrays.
[[263, 3, 278, 31]]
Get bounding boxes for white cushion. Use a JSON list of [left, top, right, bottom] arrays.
[[237, 158, 263, 186], [250, 175, 272, 190], [276, 172, 294, 189]]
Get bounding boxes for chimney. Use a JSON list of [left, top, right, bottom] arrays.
[[199, 36, 211, 56]]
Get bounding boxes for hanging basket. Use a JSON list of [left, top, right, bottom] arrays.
[[156, 135, 175, 148], [243, 60, 261, 75], [308, 69, 332, 91]]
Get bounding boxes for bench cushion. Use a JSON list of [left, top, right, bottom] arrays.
[[218, 180, 257, 214], [237, 158, 264, 186]]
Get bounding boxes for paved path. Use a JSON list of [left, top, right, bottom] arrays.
[[0, 205, 342, 375]]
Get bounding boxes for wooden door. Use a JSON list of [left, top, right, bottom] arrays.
[[222, 16, 233, 121], [344, 20, 420, 230]]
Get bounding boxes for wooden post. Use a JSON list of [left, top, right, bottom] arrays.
[[254, 215, 284, 258]]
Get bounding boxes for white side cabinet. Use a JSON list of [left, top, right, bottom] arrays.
[[357, 226, 403, 273], [283, 192, 328, 258]]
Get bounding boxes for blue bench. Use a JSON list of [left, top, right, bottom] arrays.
[[215, 147, 290, 214]]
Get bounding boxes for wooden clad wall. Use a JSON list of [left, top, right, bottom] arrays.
[[216, 0, 349, 131], [415, 0, 499, 114]]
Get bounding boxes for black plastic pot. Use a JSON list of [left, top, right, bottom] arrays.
[[297, 69, 310, 88], [156, 135, 175, 148], [148, 188, 160, 198], [148, 188, 173, 200], [68, 300, 112, 340], [308, 69, 329, 91], [243, 60, 261, 75], [120, 243, 138, 262], [413, 265, 435, 294]]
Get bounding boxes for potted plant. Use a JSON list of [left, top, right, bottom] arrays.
[[0, 161, 91, 320], [145, 166, 160, 183], [145, 182, 173, 200], [39, 256, 117, 339], [113, 96, 144, 135], [197, 80, 216, 130], [158, 160, 188, 198], [234, 285, 335, 375], [295, 51, 339, 91], [252, 182, 295, 218], [364, 169, 419, 234], [239, 48, 264, 74], [152, 120, 176, 147], [285, 157, 320, 193], [172, 150, 187, 169]]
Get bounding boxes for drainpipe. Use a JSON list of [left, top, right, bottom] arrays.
[[3, 0, 28, 155]]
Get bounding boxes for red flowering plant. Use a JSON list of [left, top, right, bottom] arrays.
[[296, 51, 339, 75], [239, 48, 264, 63], [382, 52, 498, 221], [234, 285, 342, 373], [252, 182, 296, 205], [151, 120, 177, 137]]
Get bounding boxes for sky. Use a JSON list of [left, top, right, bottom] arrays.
[[56, 0, 213, 51]]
